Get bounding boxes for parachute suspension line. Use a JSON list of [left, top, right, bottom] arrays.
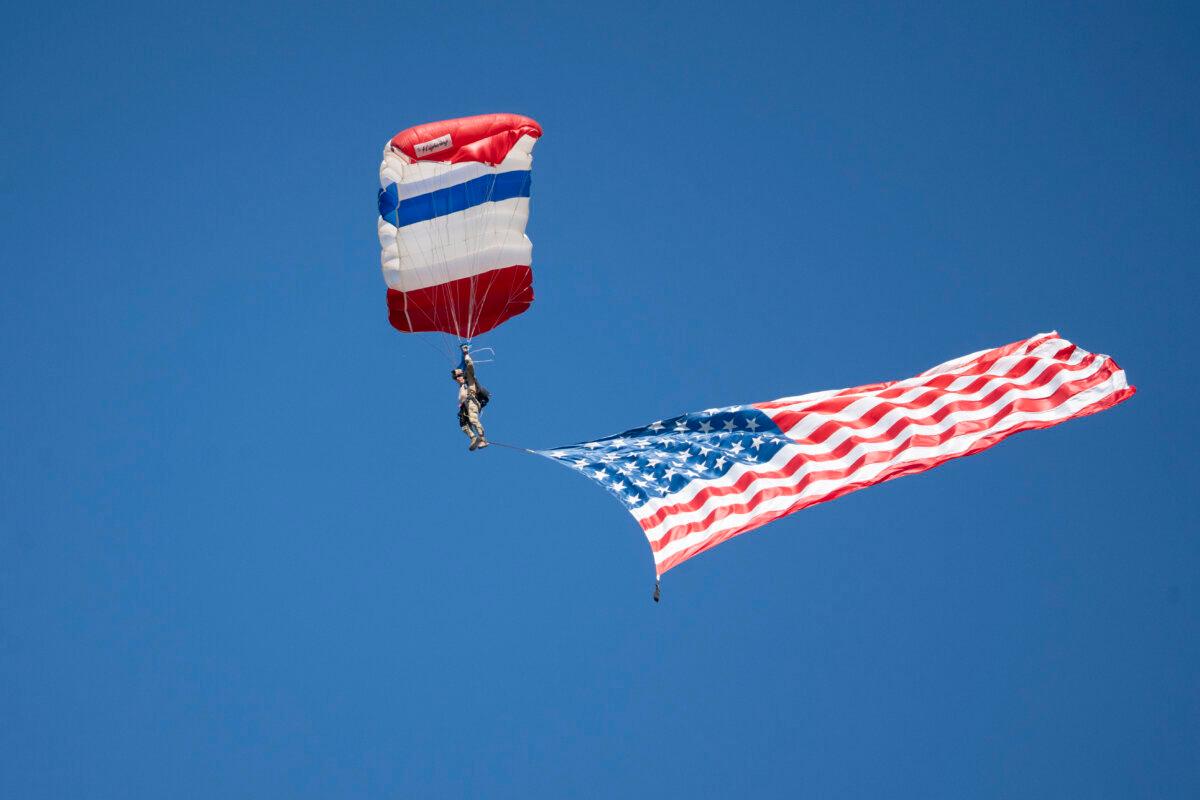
[[456, 155, 497, 341], [468, 168, 529, 339], [397, 292, 414, 348], [465, 346, 495, 365], [412, 331, 454, 363], [458, 164, 496, 340], [462, 172, 495, 340], [469, 171, 519, 338], [404, 157, 461, 344], [481, 261, 526, 343], [388, 196, 453, 363], [463, 171, 490, 340], [388, 201, 419, 339], [426, 161, 464, 343], [387, 157, 454, 362], [480, 184, 532, 337]]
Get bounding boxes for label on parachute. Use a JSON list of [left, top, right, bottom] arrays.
[[413, 134, 453, 157]]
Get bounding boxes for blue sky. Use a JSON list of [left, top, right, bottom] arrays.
[[2, 1, 1198, 797]]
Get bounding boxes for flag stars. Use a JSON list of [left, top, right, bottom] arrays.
[[545, 407, 786, 512]]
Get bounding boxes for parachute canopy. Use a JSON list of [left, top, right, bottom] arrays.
[[377, 113, 543, 339]]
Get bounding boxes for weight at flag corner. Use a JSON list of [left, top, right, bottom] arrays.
[[538, 332, 1134, 576]]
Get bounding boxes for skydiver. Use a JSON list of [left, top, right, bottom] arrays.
[[454, 365, 488, 451]]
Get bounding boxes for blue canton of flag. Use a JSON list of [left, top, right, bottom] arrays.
[[537, 406, 786, 511]]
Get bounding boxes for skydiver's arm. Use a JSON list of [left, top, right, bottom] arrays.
[[462, 354, 477, 388]]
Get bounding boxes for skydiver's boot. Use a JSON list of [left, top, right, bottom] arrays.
[[476, 439, 489, 450], [469, 437, 480, 451]]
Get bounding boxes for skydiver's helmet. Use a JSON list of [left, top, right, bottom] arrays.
[[451, 368, 465, 380]]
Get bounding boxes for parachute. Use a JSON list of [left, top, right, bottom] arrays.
[[377, 114, 543, 343]]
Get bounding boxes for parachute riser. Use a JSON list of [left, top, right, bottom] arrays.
[[457, 342, 497, 365]]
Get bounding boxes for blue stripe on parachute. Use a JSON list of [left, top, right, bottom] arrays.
[[377, 184, 399, 218], [378, 171, 531, 228]]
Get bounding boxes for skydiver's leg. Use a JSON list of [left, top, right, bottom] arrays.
[[468, 400, 487, 448], [460, 406, 479, 449], [463, 425, 481, 450]]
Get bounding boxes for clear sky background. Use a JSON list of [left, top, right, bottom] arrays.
[[3, 2, 1198, 797]]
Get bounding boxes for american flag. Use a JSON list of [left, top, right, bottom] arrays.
[[538, 333, 1134, 577]]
